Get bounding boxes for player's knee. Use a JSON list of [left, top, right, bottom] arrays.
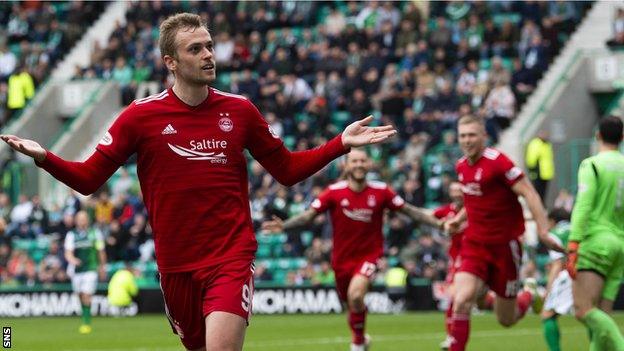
[[348, 293, 366, 312], [452, 300, 472, 314], [541, 310, 555, 320], [496, 315, 515, 328], [452, 293, 474, 314], [574, 307, 588, 321], [206, 341, 240, 351], [573, 301, 591, 320]]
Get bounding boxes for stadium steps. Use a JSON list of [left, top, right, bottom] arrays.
[[36, 81, 122, 206], [498, 0, 617, 164], [51, 2, 130, 81]]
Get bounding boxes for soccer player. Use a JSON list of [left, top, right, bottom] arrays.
[[64, 210, 107, 334], [541, 208, 573, 351], [444, 115, 563, 351], [262, 148, 442, 351], [567, 116, 624, 351], [107, 261, 138, 316], [433, 181, 466, 350], [1, 13, 397, 351]]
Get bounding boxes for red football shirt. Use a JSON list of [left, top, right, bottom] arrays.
[[91, 87, 345, 272], [311, 180, 405, 269], [433, 203, 464, 259], [455, 147, 525, 244]]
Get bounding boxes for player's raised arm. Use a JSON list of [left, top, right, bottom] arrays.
[[249, 112, 397, 186], [397, 204, 444, 229], [261, 209, 318, 233], [511, 177, 564, 252], [1, 134, 119, 196]]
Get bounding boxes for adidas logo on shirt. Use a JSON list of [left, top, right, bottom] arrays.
[[162, 124, 177, 135]]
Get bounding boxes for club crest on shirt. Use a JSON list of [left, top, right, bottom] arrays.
[[218, 113, 233, 132], [367, 195, 376, 207], [475, 168, 483, 181], [340, 198, 350, 207]]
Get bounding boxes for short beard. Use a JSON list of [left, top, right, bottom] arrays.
[[347, 171, 366, 182]]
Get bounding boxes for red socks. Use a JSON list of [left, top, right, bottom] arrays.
[[516, 290, 532, 318], [483, 290, 496, 310], [445, 302, 453, 335], [348, 309, 367, 345], [450, 313, 470, 351]]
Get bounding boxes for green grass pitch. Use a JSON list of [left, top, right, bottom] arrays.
[[4, 312, 624, 350]]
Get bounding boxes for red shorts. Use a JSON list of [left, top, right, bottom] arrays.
[[458, 238, 522, 298], [334, 259, 377, 302], [159, 259, 255, 350]]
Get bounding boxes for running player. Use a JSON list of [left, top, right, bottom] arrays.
[[64, 210, 107, 334], [568, 116, 624, 350], [541, 208, 573, 351], [1, 13, 397, 351], [262, 148, 442, 351], [445, 115, 563, 351], [433, 181, 466, 350]]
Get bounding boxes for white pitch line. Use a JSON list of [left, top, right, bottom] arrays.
[[61, 327, 587, 351], [244, 326, 586, 348]]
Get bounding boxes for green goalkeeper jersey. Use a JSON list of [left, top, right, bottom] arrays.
[[570, 150, 624, 242]]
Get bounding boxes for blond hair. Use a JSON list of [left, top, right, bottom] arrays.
[[458, 115, 485, 127], [158, 13, 206, 59]]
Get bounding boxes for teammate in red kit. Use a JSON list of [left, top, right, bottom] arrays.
[[262, 149, 442, 351], [444, 116, 562, 351], [0, 13, 397, 351], [433, 181, 466, 350]]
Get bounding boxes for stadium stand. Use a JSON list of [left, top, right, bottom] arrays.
[[0, 1, 592, 290], [0, 1, 107, 125]]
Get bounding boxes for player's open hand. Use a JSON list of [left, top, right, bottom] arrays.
[[261, 215, 284, 234], [341, 116, 397, 148], [444, 218, 461, 234], [0, 135, 46, 162]]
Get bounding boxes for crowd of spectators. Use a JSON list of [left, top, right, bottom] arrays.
[[0, 1, 107, 126], [2, 1, 590, 289]]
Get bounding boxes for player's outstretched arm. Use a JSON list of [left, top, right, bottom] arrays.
[[1, 134, 119, 195], [261, 209, 317, 233], [398, 204, 444, 229], [511, 177, 564, 252], [256, 116, 397, 186]]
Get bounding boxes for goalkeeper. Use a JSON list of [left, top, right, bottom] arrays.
[[107, 261, 138, 314], [568, 116, 624, 350]]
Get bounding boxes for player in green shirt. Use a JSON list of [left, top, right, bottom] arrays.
[[568, 116, 624, 350], [64, 211, 107, 334], [542, 208, 572, 351]]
